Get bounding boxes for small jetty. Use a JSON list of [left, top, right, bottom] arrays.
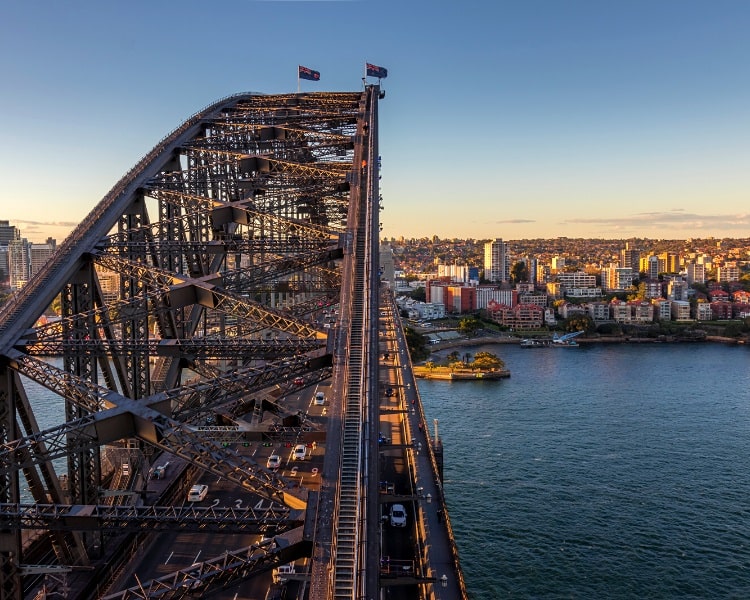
[[412, 367, 510, 380]]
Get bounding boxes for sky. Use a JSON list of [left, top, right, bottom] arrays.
[[1, 0, 749, 243]]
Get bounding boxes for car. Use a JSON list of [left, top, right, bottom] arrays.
[[389, 503, 407, 527], [314, 391, 325, 405], [293, 377, 304, 386], [292, 444, 307, 461], [267, 454, 281, 470], [187, 484, 208, 502]]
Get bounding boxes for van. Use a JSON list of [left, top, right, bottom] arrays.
[[314, 391, 325, 405], [187, 484, 208, 502], [121, 462, 130, 477]]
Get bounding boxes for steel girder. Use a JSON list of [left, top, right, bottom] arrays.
[[0, 90, 367, 599]]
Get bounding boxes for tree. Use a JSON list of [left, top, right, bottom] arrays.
[[458, 316, 481, 337], [409, 286, 426, 302], [403, 327, 430, 362], [510, 261, 529, 284], [472, 351, 505, 370]]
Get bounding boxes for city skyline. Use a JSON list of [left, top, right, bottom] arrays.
[[2, 1, 749, 243]]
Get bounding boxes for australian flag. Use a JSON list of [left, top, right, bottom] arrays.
[[298, 65, 320, 81], [366, 63, 388, 79]]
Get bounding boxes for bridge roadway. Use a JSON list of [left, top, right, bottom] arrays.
[[0, 87, 467, 599]]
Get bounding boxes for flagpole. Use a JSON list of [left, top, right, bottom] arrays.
[[297, 67, 300, 94]]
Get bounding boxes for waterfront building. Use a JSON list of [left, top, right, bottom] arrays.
[[629, 300, 655, 323], [710, 300, 732, 320], [558, 302, 588, 320], [488, 302, 544, 330], [652, 298, 672, 321], [610, 299, 631, 323], [670, 300, 692, 321], [483, 238, 509, 283], [694, 301, 713, 321], [588, 302, 610, 321]]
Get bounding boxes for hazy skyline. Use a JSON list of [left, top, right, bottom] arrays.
[[1, 1, 749, 243]]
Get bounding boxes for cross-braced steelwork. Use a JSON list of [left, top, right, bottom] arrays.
[[0, 88, 382, 599]]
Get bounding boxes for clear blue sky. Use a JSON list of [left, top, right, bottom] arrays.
[[1, 0, 749, 242]]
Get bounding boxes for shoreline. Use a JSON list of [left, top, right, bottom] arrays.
[[426, 334, 746, 353]]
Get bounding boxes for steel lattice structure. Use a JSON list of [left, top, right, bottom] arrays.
[[0, 88, 381, 599]]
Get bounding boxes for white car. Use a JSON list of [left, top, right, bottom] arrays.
[[389, 503, 407, 527], [187, 484, 208, 502], [293, 444, 307, 461], [266, 454, 281, 470], [314, 391, 325, 405]]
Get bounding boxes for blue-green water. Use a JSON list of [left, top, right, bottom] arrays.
[[420, 343, 750, 599]]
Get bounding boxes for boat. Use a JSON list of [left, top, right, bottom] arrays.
[[520, 338, 549, 348], [551, 331, 584, 347]]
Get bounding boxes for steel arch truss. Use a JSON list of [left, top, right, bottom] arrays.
[[0, 91, 366, 599]]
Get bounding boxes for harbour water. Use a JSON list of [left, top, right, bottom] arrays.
[[420, 343, 750, 599]]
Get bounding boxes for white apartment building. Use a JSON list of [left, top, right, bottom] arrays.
[[475, 286, 515, 310], [695, 302, 712, 321], [437, 263, 469, 283], [556, 271, 596, 289], [671, 300, 692, 321], [717, 263, 740, 283], [601, 266, 634, 292], [686, 262, 706, 285], [588, 302, 610, 321], [484, 238, 509, 283], [652, 298, 672, 321], [566, 287, 603, 298]]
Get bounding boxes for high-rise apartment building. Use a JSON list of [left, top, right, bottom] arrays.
[[0, 220, 20, 284], [483, 238, 509, 283], [620, 242, 640, 275], [8, 239, 28, 289], [686, 262, 706, 285]]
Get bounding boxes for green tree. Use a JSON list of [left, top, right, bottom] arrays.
[[409, 286, 426, 302], [403, 326, 430, 361], [510, 261, 529, 284], [446, 350, 460, 363], [458, 316, 482, 337], [472, 351, 505, 370]]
